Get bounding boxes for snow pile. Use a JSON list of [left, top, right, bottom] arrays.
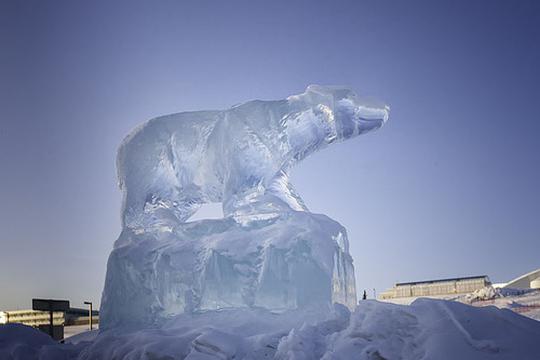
[[278, 299, 540, 360], [463, 285, 501, 302], [459, 287, 540, 321], [1, 299, 539, 359], [462, 286, 535, 303], [0, 323, 82, 360]]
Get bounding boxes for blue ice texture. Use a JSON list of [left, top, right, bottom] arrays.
[[100, 85, 389, 329]]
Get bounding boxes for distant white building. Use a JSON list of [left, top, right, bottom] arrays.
[[497, 268, 540, 290], [380, 268, 540, 304]]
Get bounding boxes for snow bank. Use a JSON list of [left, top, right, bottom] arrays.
[[321, 299, 540, 360], [0, 324, 82, 360], [458, 286, 540, 321], [1, 298, 539, 359]]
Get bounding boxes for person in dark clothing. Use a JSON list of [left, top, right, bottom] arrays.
[[362, 290, 367, 300]]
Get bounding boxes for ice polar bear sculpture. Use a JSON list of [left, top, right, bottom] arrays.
[[100, 85, 388, 329]]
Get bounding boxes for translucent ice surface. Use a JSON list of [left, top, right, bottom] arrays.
[[100, 85, 389, 329]]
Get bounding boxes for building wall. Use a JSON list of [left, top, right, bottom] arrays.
[[380, 277, 490, 300], [0, 310, 64, 327]]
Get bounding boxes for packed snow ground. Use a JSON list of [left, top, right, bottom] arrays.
[[380, 287, 540, 322], [1, 298, 539, 360], [457, 287, 540, 321]]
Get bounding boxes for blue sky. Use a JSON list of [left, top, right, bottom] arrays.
[[0, 0, 539, 309]]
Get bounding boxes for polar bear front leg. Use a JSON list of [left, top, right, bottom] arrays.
[[266, 170, 308, 212], [221, 170, 307, 219]]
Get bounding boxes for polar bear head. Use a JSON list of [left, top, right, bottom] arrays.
[[285, 85, 389, 161], [305, 84, 388, 140]]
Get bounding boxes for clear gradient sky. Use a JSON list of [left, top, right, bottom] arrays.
[[1, 0, 539, 310]]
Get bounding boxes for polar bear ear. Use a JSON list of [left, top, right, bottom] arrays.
[[305, 84, 335, 99], [306, 84, 327, 94], [286, 85, 333, 108], [307, 85, 358, 101]]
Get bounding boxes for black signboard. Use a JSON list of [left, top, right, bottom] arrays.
[[32, 299, 70, 312]]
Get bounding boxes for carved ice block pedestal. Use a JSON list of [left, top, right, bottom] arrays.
[[100, 211, 357, 329]]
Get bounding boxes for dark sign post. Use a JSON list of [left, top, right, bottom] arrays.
[[32, 299, 70, 340], [84, 301, 93, 330]]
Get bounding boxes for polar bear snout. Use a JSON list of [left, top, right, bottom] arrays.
[[334, 97, 389, 139]]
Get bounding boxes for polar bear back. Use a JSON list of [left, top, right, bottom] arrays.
[[118, 110, 222, 228], [117, 101, 289, 229]]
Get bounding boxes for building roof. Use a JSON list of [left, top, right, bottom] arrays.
[[503, 268, 540, 289], [396, 275, 490, 287]]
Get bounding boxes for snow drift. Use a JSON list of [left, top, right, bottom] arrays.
[[1, 299, 539, 359]]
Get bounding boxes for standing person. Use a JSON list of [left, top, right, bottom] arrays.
[[362, 290, 367, 300]]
